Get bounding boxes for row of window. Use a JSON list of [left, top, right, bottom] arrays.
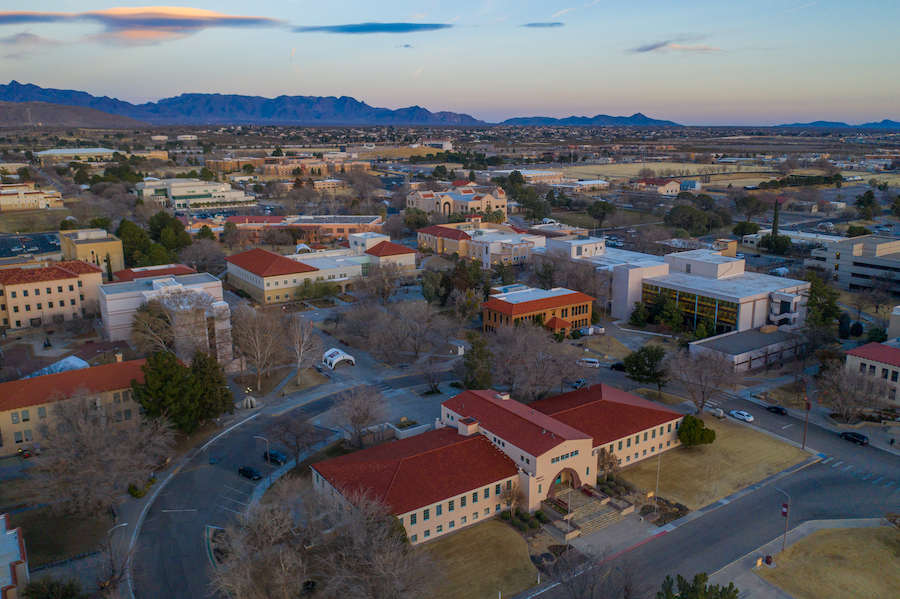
[[6, 283, 80, 299], [550, 449, 579, 464], [10, 408, 45, 424], [406, 482, 510, 526], [8, 299, 79, 313], [407, 508, 500, 542], [610, 422, 677, 453], [858, 361, 900, 382]]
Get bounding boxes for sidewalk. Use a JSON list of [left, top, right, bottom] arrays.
[[708, 518, 882, 598]]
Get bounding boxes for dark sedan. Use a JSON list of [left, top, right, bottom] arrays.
[[767, 406, 788, 416], [839, 432, 869, 446], [239, 466, 263, 480]]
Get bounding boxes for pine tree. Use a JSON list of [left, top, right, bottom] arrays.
[[191, 351, 235, 422], [462, 331, 493, 390], [131, 352, 202, 433]]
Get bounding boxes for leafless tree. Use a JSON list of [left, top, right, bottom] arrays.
[[342, 301, 381, 342], [262, 228, 293, 250], [179, 239, 225, 272], [20, 211, 40, 232], [816, 366, 887, 422], [29, 390, 174, 516], [232, 305, 288, 392], [417, 357, 444, 394], [849, 293, 868, 322], [866, 290, 891, 328], [498, 481, 526, 512], [664, 350, 742, 414], [358, 262, 403, 305], [225, 227, 253, 249], [884, 512, 900, 533], [129, 291, 216, 359], [285, 316, 321, 385], [488, 325, 558, 400], [597, 448, 620, 476], [391, 301, 454, 359], [549, 549, 646, 599], [267, 414, 330, 467], [333, 386, 388, 448]]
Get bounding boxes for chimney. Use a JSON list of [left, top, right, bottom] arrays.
[[495, 392, 510, 401], [114, 353, 123, 363]]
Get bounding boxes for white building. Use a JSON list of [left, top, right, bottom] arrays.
[[804, 236, 900, 291], [465, 229, 546, 269], [476, 170, 565, 185], [132, 178, 256, 210], [742, 229, 845, 249]]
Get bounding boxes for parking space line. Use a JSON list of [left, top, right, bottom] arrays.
[[885, 481, 895, 487], [217, 495, 248, 506], [215, 504, 241, 514], [841, 464, 853, 471], [821, 457, 834, 464], [830, 461, 843, 468], [222, 485, 252, 496], [872, 477, 884, 484], [781, 424, 793, 429], [861, 473, 872, 480]]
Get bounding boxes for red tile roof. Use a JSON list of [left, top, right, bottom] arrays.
[[225, 248, 318, 277], [545, 316, 572, 330], [416, 225, 471, 241], [113, 264, 197, 282], [365, 240, 415, 257], [443, 390, 590, 456], [531, 384, 682, 447], [482, 290, 595, 317], [846, 342, 900, 368], [225, 215, 285, 224], [0, 261, 100, 285], [311, 428, 518, 514], [0, 360, 147, 412], [636, 178, 679, 186], [451, 180, 474, 187]]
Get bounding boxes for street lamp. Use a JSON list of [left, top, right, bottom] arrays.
[[104, 523, 129, 591], [774, 487, 791, 552], [654, 445, 662, 518], [255, 435, 272, 485]]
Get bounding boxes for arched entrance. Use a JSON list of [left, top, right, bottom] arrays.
[[442, 202, 452, 216], [344, 283, 353, 292], [546, 467, 582, 501]]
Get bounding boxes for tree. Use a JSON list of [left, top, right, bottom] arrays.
[[624, 345, 668, 395], [732, 221, 760, 237], [29, 389, 174, 516], [665, 350, 741, 414], [242, 163, 255, 174], [224, 226, 252, 250], [846, 225, 872, 237], [678, 414, 716, 446], [404, 207, 429, 231], [867, 325, 888, 343], [359, 262, 403, 305], [884, 513, 900, 533], [23, 578, 87, 599], [629, 301, 649, 327], [449, 287, 482, 323], [587, 200, 617, 228], [267, 414, 329, 467], [549, 549, 645, 599], [190, 351, 235, 423], [285, 316, 321, 385], [657, 573, 738, 599], [418, 357, 444, 394], [333, 386, 388, 449], [498, 481, 526, 512], [854, 190, 878, 220], [129, 291, 216, 358], [232, 306, 288, 392], [131, 352, 203, 433], [262, 228, 292, 250], [734, 195, 767, 222], [816, 366, 887, 422], [462, 331, 493, 389], [116, 219, 152, 267], [179, 238, 225, 272], [596, 447, 619, 476], [196, 224, 216, 240], [804, 271, 840, 327], [758, 233, 792, 255]]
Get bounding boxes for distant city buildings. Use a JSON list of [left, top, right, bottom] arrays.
[[407, 189, 508, 218], [0, 261, 103, 332], [132, 178, 256, 210], [0, 182, 63, 212]]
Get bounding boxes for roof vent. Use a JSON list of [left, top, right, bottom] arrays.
[[542, 429, 546, 434], [495, 392, 511, 401]]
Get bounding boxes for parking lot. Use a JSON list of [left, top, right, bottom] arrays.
[[0, 232, 60, 259]]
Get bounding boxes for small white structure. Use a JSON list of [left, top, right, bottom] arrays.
[[323, 348, 355, 370]]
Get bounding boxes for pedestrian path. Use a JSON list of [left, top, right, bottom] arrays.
[[813, 452, 897, 489]]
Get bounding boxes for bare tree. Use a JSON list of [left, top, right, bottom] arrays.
[[129, 290, 216, 359], [549, 549, 646, 599], [417, 357, 443, 394], [488, 325, 558, 400], [597, 448, 620, 476], [262, 228, 293, 250], [884, 513, 900, 533], [179, 239, 225, 272], [391, 301, 454, 359], [816, 366, 887, 422], [849, 293, 868, 322], [29, 390, 174, 516], [333, 386, 388, 448], [285, 316, 321, 385], [358, 262, 403, 305], [498, 481, 526, 512], [448, 287, 482, 323], [267, 414, 330, 467], [225, 227, 253, 249], [232, 306, 288, 392], [664, 350, 742, 414]]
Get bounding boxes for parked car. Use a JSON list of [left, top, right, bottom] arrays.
[[263, 450, 288, 466], [839, 432, 869, 446], [577, 357, 600, 368], [572, 379, 586, 389], [610, 362, 626, 371], [239, 466, 263, 480], [767, 406, 788, 415], [729, 410, 754, 422]]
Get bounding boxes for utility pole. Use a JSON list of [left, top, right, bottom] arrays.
[[775, 487, 791, 552], [255, 435, 272, 486], [802, 396, 811, 451]]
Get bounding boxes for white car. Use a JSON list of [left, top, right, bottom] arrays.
[[729, 410, 754, 422]]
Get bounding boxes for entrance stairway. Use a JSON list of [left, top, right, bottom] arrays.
[[557, 488, 625, 536]]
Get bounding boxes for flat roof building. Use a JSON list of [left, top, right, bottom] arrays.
[[482, 286, 594, 334], [60, 228, 124, 280], [132, 178, 256, 210], [804, 236, 900, 292], [0, 261, 103, 333]]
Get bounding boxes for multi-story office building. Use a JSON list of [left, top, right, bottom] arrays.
[[0, 261, 103, 332], [0, 182, 64, 212], [407, 188, 507, 218], [132, 178, 256, 210], [60, 228, 125, 280], [482, 285, 594, 334], [804, 236, 900, 292]]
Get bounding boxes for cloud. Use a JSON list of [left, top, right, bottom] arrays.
[[521, 22, 564, 28], [628, 35, 725, 54], [0, 7, 283, 46], [551, 8, 576, 18], [785, 1, 824, 14], [0, 31, 64, 58], [397, 44, 414, 48], [294, 22, 451, 35]]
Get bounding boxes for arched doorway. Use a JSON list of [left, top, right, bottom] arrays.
[[546, 467, 582, 502], [443, 202, 452, 216], [344, 283, 353, 292]]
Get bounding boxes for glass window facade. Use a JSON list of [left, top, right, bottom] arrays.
[[642, 284, 738, 333]]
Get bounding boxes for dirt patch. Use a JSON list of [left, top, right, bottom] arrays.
[[11, 507, 108, 567], [583, 335, 633, 360], [757, 527, 900, 599], [337, 293, 358, 303], [308, 299, 336, 309], [619, 417, 810, 511], [633, 388, 689, 407], [235, 366, 294, 397], [764, 380, 807, 409], [277, 368, 328, 396], [424, 520, 538, 599]]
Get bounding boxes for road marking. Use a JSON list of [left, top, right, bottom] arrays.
[[217, 495, 248, 505], [161, 509, 198, 513], [822, 457, 834, 464], [781, 424, 793, 429], [831, 461, 843, 468], [215, 504, 241, 514], [222, 485, 252, 495], [861, 473, 873, 480], [885, 481, 895, 487], [872, 477, 884, 484], [842, 465, 853, 471]]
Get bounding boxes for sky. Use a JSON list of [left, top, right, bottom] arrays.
[[0, 1, 898, 126]]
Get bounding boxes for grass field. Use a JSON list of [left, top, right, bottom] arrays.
[[277, 367, 328, 396], [0, 208, 71, 234], [235, 366, 293, 396], [765, 380, 807, 409], [756, 527, 900, 599], [11, 507, 108, 567], [423, 520, 538, 599], [583, 335, 634, 360], [620, 417, 809, 511], [0, 477, 30, 510]]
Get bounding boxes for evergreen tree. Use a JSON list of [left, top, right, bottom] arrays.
[[678, 415, 716, 447], [803, 272, 840, 326], [196, 225, 216, 241], [624, 345, 668, 394], [657, 573, 738, 599], [116, 219, 152, 267], [462, 331, 493, 390], [131, 352, 202, 433], [190, 352, 235, 422]]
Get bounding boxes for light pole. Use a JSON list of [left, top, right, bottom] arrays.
[[774, 487, 791, 552], [104, 522, 129, 590], [802, 396, 811, 451], [654, 445, 662, 518], [255, 435, 272, 485]]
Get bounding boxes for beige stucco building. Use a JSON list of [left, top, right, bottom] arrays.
[[0, 261, 102, 332], [407, 188, 507, 218], [60, 229, 124, 281], [845, 342, 900, 405], [0, 183, 63, 212]]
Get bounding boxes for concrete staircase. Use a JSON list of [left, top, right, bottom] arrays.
[[576, 507, 624, 535]]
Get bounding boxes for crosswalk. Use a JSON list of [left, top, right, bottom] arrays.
[[817, 455, 897, 489], [705, 391, 740, 409]]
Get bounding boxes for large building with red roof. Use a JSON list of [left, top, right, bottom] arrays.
[[312, 385, 682, 545], [0, 359, 147, 457], [0, 260, 103, 333], [845, 342, 900, 405], [482, 285, 594, 334]]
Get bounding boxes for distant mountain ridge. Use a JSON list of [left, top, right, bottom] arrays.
[[500, 113, 680, 127], [0, 100, 143, 128], [777, 119, 900, 129]]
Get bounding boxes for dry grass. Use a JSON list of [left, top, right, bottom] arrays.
[[620, 417, 809, 510], [583, 335, 633, 360], [423, 520, 538, 599], [0, 209, 72, 233], [765, 380, 807, 409], [359, 147, 434, 160], [0, 477, 30, 510], [633, 388, 689, 407], [277, 367, 328, 396], [172, 420, 223, 458], [554, 210, 652, 230], [235, 366, 294, 397], [11, 507, 108, 567], [756, 528, 900, 599]]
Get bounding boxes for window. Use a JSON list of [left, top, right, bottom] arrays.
[[461, 516, 467, 524], [116, 411, 123, 422], [473, 512, 478, 520], [14, 432, 23, 444], [410, 534, 417, 542], [506, 480, 512, 490], [652, 429, 656, 438], [883, 368, 890, 379], [114, 392, 121, 404], [644, 432, 648, 442], [22, 290, 28, 297], [12, 306, 17, 313], [893, 371, 899, 383], [10, 291, 15, 298], [635, 435, 640, 445], [472, 492, 478, 503], [58, 286, 62, 293], [449, 500, 455, 512], [675, 421, 680, 430], [70, 299, 76, 306], [538, 484, 541, 494], [618, 441, 622, 450], [124, 410, 132, 420], [436, 504, 442, 516], [410, 513, 417, 525], [667, 441, 671, 447], [34, 289, 40, 296], [77, 281, 82, 288], [859, 362, 867, 373], [38, 407, 46, 419], [48, 302, 53, 308], [21, 410, 29, 422], [626, 438, 631, 448], [495, 484, 501, 495], [449, 521, 455, 529], [69, 285, 74, 292], [634, 453, 639, 460], [24, 430, 32, 442], [424, 530, 430, 538], [484, 508, 490, 516], [11, 412, 19, 424], [484, 488, 490, 499], [586, 466, 590, 476], [24, 305, 30, 312], [643, 449, 647, 456], [461, 496, 466, 507], [496, 504, 501, 512], [424, 509, 430, 521], [122, 390, 130, 402], [436, 525, 443, 533]]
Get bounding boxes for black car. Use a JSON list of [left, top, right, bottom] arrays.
[[239, 466, 263, 480], [263, 450, 288, 466], [767, 406, 788, 416], [839, 432, 869, 446], [610, 362, 626, 371]]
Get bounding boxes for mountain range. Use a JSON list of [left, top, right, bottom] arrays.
[[0, 81, 679, 127], [0, 101, 142, 128], [777, 119, 900, 129]]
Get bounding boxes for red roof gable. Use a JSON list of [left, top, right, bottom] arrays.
[[482, 290, 595, 317], [365, 240, 415, 257], [311, 428, 517, 514], [55, 261, 103, 275], [846, 342, 900, 368], [416, 225, 471, 241], [531, 384, 682, 447], [443, 390, 590, 456], [545, 316, 572, 330], [0, 261, 100, 285], [451, 180, 474, 187], [113, 264, 197, 282], [0, 359, 147, 412], [225, 248, 318, 277]]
